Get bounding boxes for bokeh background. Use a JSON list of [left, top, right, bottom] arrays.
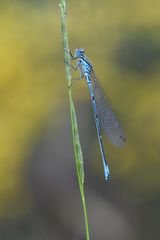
[[0, 0, 160, 239]]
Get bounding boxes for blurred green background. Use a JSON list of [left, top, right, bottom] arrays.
[[0, 0, 160, 239]]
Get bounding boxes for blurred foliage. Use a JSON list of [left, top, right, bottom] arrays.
[[0, 0, 63, 217], [0, 0, 160, 223]]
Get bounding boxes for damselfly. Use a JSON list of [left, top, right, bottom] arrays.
[[65, 48, 126, 181]]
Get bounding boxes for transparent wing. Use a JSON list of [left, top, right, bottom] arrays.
[[90, 70, 126, 147]]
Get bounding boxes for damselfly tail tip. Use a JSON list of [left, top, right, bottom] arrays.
[[105, 174, 110, 181], [104, 165, 110, 181]]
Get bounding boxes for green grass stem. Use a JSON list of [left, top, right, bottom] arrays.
[[59, 1, 90, 239]]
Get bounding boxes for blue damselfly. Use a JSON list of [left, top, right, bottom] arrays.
[[65, 48, 126, 181]]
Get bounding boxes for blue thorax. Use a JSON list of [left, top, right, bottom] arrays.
[[75, 48, 92, 75]]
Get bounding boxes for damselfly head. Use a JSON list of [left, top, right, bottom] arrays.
[[75, 48, 85, 57]]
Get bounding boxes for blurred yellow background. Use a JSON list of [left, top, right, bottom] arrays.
[[0, 0, 160, 239]]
